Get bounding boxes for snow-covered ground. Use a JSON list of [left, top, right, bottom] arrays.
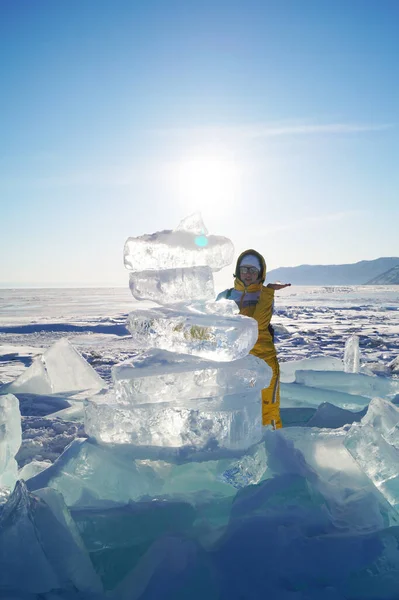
[[1, 285, 399, 599]]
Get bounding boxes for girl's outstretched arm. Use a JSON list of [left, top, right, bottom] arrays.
[[267, 283, 291, 290]]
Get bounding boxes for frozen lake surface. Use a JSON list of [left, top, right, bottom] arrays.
[[1, 285, 399, 599], [1, 285, 398, 384]]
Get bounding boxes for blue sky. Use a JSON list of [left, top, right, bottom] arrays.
[[1, 0, 398, 287]]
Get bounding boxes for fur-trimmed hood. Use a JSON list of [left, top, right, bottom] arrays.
[[234, 249, 267, 283]]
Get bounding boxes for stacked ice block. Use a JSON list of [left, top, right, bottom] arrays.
[[85, 214, 271, 452]]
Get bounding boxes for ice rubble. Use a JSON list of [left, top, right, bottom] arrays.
[[28, 216, 271, 508], [3, 216, 399, 597], [85, 215, 270, 450]]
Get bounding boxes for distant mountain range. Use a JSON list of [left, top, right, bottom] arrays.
[[267, 257, 399, 285], [366, 264, 399, 285]]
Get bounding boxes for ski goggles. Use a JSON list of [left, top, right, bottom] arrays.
[[239, 266, 259, 274]]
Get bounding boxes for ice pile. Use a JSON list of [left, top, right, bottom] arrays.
[[26, 216, 270, 516], [85, 214, 269, 451], [4, 214, 399, 597]]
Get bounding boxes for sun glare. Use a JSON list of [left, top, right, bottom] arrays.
[[174, 156, 240, 214]]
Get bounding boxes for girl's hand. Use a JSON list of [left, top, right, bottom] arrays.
[[267, 283, 291, 290]]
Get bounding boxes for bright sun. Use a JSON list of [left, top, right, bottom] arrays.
[[174, 156, 240, 213]]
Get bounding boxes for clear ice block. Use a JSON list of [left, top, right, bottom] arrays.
[[5, 338, 106, 396], [129, 266, 215, 305], [0, 394, 22, 492], [280, 382, 370, 410], [27, 438, 164, 508], [294, 370, 399, 399], [345, 422, 399, 509], [344, 335, 360, 373], [112, 350, 271, 404], [124, 226, 234, 271], [280, 357, 344, 384], [28, 438, 266, 509], [126, 305, 258, 361], [360, 397, 399, 448], [85, 391, 263, 450]]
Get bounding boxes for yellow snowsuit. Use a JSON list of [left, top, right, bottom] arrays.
[[232, 250, 282, 429]]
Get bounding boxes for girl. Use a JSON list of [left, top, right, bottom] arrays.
[[217, 249, 290, 429]]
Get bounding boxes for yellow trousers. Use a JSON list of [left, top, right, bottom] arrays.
[[261, 356, 282, 429]]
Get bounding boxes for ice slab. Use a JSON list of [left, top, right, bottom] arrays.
[[344, 398, 399, 511], [175, 212, 209, 235], [267, 428, 392, 532], [295, 369, 399, 399], [126, 305, 258, 361], [48, 401, 85, 422], [215, 503, 399, 600], [27, 438, 163, 508], [85, 391, 263, 450], [280, 381, 370, 410], [0, 480, 102, 594], [28, 438, 267, 509], [19, 459, 52, 481], [306, 402, 366, 429], [344, 334, 360, 373], [361, 397, 399, 447], [124, 222, 234, 271], [113, 350, 271, 404], [129, 266, 215, 304], [389, 355, 399, 373], [0, 394, 22, 492], [114, 535, 215, 600], [72, 501, 198, 591], [280, 356, 344, 383], [4, 338, 106, 396], [345, 422, 399, 510]]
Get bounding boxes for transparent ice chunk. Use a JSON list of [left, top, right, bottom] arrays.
[[344, 334, 360, 373], [5, 338, 106, 396], [264, 429, 394, 533], [124, 225, 234, 272], [345, 422, 399, 510], [112, 350, 271, 404], [28, 438, 265, 509], [126, 306, 258, 361], [306, 402, 366, 429], [0, 480, 102, 594], [85, 391, 263, 450], [389, 355, 399, 373], [280, 356, 344, 383], [129, 266, 215, 304], [294, 370, 399, 399], [175, 212, 209, 235], [0, 394, 22, 492], [280, 382, 370, 410], [27, 439, 164, 508], [19, 460, 52, 481], [72, 501, 198, 591], [360, 397, 399, 448]]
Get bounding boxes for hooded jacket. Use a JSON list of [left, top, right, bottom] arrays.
[[219, 249, 276, 361]]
